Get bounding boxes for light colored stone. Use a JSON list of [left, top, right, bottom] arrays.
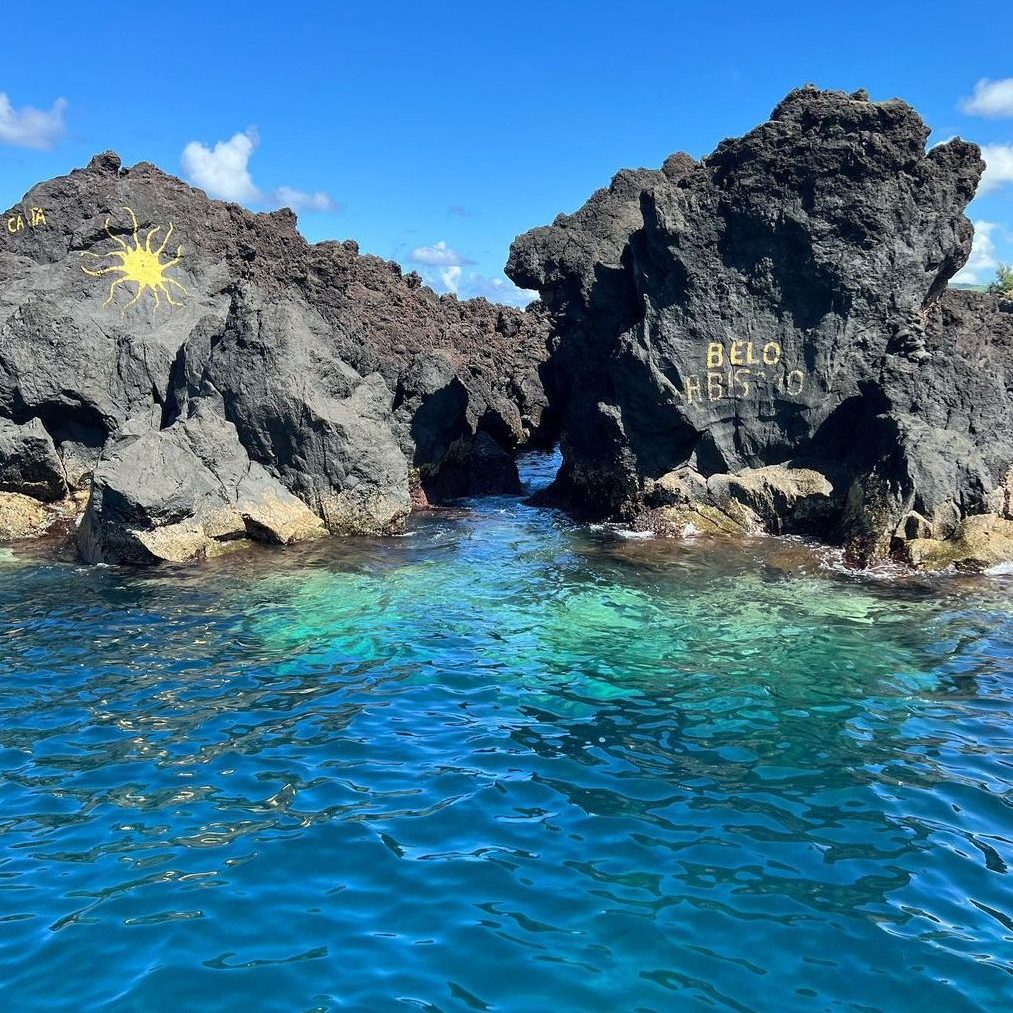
[[646, 467, 708, 508], [0, 492, 51, 541], [905, 513, 1013, 571], [319, 487, 408, 536], [136, 523, 220, 564], [654, 503, 754, 538], [999, 469, 1013, 519], [240, 491, 326, 544], [708, 465, 833, 534]]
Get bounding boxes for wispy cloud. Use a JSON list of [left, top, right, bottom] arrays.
[[406, 241, 537, 306], [0, 92, 67, 150], [407, 241, 473, 293], [273, 186, 338, 213], [961, 78, 1013, 118], [457, 272, 538, 308], [952, 220, 998, 285], [408, 240, 472, 267], [181, 129, 336, 212], [448, 205, 479, 218], [980, 143, 1013, 193]]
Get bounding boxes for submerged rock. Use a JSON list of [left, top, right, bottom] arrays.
[[508, 85, 1010, 569], [0, 152, 550, 563]]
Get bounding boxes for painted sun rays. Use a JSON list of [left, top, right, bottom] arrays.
[[81, 206, 188, 312]]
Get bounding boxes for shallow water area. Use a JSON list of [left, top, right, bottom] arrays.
[[0, 451, 1010, 1011]]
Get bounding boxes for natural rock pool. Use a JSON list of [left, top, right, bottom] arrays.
[[1, 452, 1010, 1011]]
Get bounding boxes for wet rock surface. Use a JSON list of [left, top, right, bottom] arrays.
[[508, 85, 1011, 569], [0, 152, 550, 563], [77, 403, 328, 565]]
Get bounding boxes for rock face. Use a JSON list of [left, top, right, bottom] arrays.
[[78, 403, 327, 565], [508, 85, 1010, 568], [0, 492, 52, 541], [0, 152, 550, 563], [0, 418, 67, 501]]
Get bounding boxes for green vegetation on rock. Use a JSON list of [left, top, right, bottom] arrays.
[[987, 264, 1013, 295]]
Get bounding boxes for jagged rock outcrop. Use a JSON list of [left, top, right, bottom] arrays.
[[77, 402, 327, 565], [0, 151, 550, 563], [508, 85, 1010, 569], [888, 289, 1013, 568]]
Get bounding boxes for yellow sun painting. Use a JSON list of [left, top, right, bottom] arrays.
[[81, 206, 188, 311]]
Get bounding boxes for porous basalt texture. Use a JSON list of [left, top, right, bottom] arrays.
[[0, 152, 550, 563], [508, 85, 1005, 568]]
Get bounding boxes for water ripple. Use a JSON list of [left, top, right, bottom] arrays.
[[0, 454, 1011, 1011]]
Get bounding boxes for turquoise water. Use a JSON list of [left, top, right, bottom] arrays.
[[1, 453, 1011, 1011]]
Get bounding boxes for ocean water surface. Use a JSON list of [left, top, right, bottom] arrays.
[[0, 453, 1011, 1011]]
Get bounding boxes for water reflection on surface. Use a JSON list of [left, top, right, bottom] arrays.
[[0, 452, 1010, 1011]]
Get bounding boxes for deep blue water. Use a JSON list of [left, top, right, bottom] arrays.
[[0, 453, 1011, 1011]]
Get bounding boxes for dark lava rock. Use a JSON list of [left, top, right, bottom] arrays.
[[0, 153, 551, 563], [78, 403, 326, 565], [508, 85, 1009, 568], [0, 418, 67, 501]]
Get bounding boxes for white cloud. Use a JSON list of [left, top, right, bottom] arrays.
[[181, 129, 261, 203], [181, 129, 336, 212], [979, 143, 1013, 193], [961, 78, 1013, 117], [458, 272, 538, 308], [407, 241, 474, 293], [272, 186, 337, 213], [406, 242, 537, 306], [439, 264, 463, 291], [952, 220, 998, 285], [0, 92, 67, 150], [408, 258, 537, 308], [408, 240, 469, 267]]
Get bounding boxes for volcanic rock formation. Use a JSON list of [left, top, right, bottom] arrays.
[[508, 85, 1012, 568], [0, 152, 551, 563]]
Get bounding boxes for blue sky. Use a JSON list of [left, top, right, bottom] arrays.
[[2, 1, 1012, 302]]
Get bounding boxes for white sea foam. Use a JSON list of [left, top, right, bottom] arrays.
[[586, 523, 655, 540], [985, 561, 1013, 576], [806, 541, 914, 581]]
